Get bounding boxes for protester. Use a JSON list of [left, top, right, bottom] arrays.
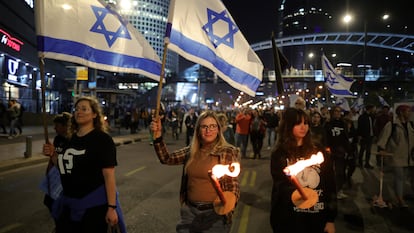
[[42, 112, 71, 227], [217, 112, 235, 145], [0, 100, 6, 134], [249, 109, 266, 159], [235, 107, 251, 158], [184, 108, 197, 146], [151, 110, 240, 232], [357, 104, 376, 169], [377, 104, 414, 208], [270, 107, 337, 233], [343, 111, 359, 188], [325, 106, 351, 200], [294, 96, 306, 110], [310, 111, 327, 151], [7, 99, 20, 139], [264, 109, 279, 150], [42, 96, 126, 233], [374, 105, 392, 166]]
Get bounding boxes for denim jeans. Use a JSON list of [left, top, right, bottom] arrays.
[[176, 204, 230, 233]]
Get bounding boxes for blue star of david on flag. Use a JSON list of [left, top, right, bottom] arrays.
[[202, 8, 238, 48], [326, 72, 339, 86], [322, 54, 355, 97], [90, 5, 131, 47]]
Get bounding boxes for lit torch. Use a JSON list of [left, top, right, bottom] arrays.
[[283, 152, 324, 209], [208, 162, 240, 215]]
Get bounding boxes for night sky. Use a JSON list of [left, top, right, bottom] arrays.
[[223, 0, 279, 44], [222, 0, 412, 44]]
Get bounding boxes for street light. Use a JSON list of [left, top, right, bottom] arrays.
[[342, 12, 390, 96]]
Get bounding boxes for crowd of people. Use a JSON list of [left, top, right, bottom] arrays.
[[0, 99, 24, 139], [38, 94, 414, 233]]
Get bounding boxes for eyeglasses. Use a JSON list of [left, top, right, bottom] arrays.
[[74, 107, 92, 112], [200, 124, 218, 131]]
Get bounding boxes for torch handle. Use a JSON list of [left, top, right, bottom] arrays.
[[208, 171, 227, 205], [290, 175, 308, 200]]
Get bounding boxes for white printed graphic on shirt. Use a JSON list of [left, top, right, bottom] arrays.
[[58, 148, 86, 174]]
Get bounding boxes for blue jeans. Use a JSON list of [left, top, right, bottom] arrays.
[[176, 204, 230, 233], [266, 128, 276, 148], [235, 133, 248, 158]]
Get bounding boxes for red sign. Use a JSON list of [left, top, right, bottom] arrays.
[[0, 28, 24, 52]]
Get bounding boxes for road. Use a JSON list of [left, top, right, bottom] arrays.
[[1, 132, 414, 233]]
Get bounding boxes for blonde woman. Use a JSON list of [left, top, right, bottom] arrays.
[[151, 110, 240, 232]]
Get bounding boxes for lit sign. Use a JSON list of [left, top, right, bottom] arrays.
[[0, 29, 24, 52], [7, 58, 19, 82]]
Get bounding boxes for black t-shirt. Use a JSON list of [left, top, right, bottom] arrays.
[[57, 129, 117, 198]]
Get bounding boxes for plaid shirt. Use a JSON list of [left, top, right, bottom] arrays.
[[153, 137, 240, 206]]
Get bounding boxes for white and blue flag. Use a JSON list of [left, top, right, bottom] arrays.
[[35, 0, 162, 81], [351, 97, 365, 112], [321, 54, 355, 98], [378, 96, 389, 107], [166, 0, 263, 96], [335, 97, 350, 111]]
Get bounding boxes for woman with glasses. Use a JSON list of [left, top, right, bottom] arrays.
[[151, 110, 240, 233], [43, 96, 126, 233]]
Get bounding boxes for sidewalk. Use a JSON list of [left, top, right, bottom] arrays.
[[0, 125, 151, 173]]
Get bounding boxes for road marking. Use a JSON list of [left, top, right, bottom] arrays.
[[240, 170, 249, 187], [249, 170, 256, 187], [124, 166, 146, 177], [237, 205, 251, 233], [0, 223, 22, 233]]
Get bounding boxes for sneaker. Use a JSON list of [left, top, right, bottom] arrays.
[[8, 136, 14, 139], [337, 190, 348, 200]]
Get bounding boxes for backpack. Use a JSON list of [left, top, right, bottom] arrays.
[[390, 121, 413, 139]]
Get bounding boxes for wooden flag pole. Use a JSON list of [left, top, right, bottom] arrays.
[[155, 41, 169, 118], [39, 57, 49, 143]]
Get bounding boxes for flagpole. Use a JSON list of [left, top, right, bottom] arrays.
[[271, 31, 284, 96], [39, 56, 49, 143], [155, 41, 168, 118]]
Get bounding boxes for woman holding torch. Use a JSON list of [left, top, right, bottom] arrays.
[[151, 110, 240, 233], [270, 108, 337, 233]]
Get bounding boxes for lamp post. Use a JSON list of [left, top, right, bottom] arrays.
[[362, 20, 367, 96], [343, 12, 390, 97]]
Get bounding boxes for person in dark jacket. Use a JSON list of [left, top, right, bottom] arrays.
[[357, 104, 376, 169], [325, 106, 351, 200], [270, 108, 337, 233]]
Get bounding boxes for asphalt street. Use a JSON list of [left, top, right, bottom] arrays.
[[1, 125, 414, 232]]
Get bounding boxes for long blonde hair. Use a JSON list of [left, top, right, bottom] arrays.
[[185, 110, 230, 172], [69, 96, 108, 137]]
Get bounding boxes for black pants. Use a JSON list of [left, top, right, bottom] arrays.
[[358, 136, 373, 166]]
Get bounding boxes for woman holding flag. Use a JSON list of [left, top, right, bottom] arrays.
[[151, 110, 240, 233]]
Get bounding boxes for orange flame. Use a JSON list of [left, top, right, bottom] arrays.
[[283, 152, 324, 176], [212, 163, 241, 178]]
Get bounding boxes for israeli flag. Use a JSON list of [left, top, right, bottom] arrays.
[[321, 54, 355, 97], [35, 0, 162, 81], [166, 0, 264, 96], [335, 97, 350, 111], [378, 96, 389, 107], [351, 97, 365, 112]]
